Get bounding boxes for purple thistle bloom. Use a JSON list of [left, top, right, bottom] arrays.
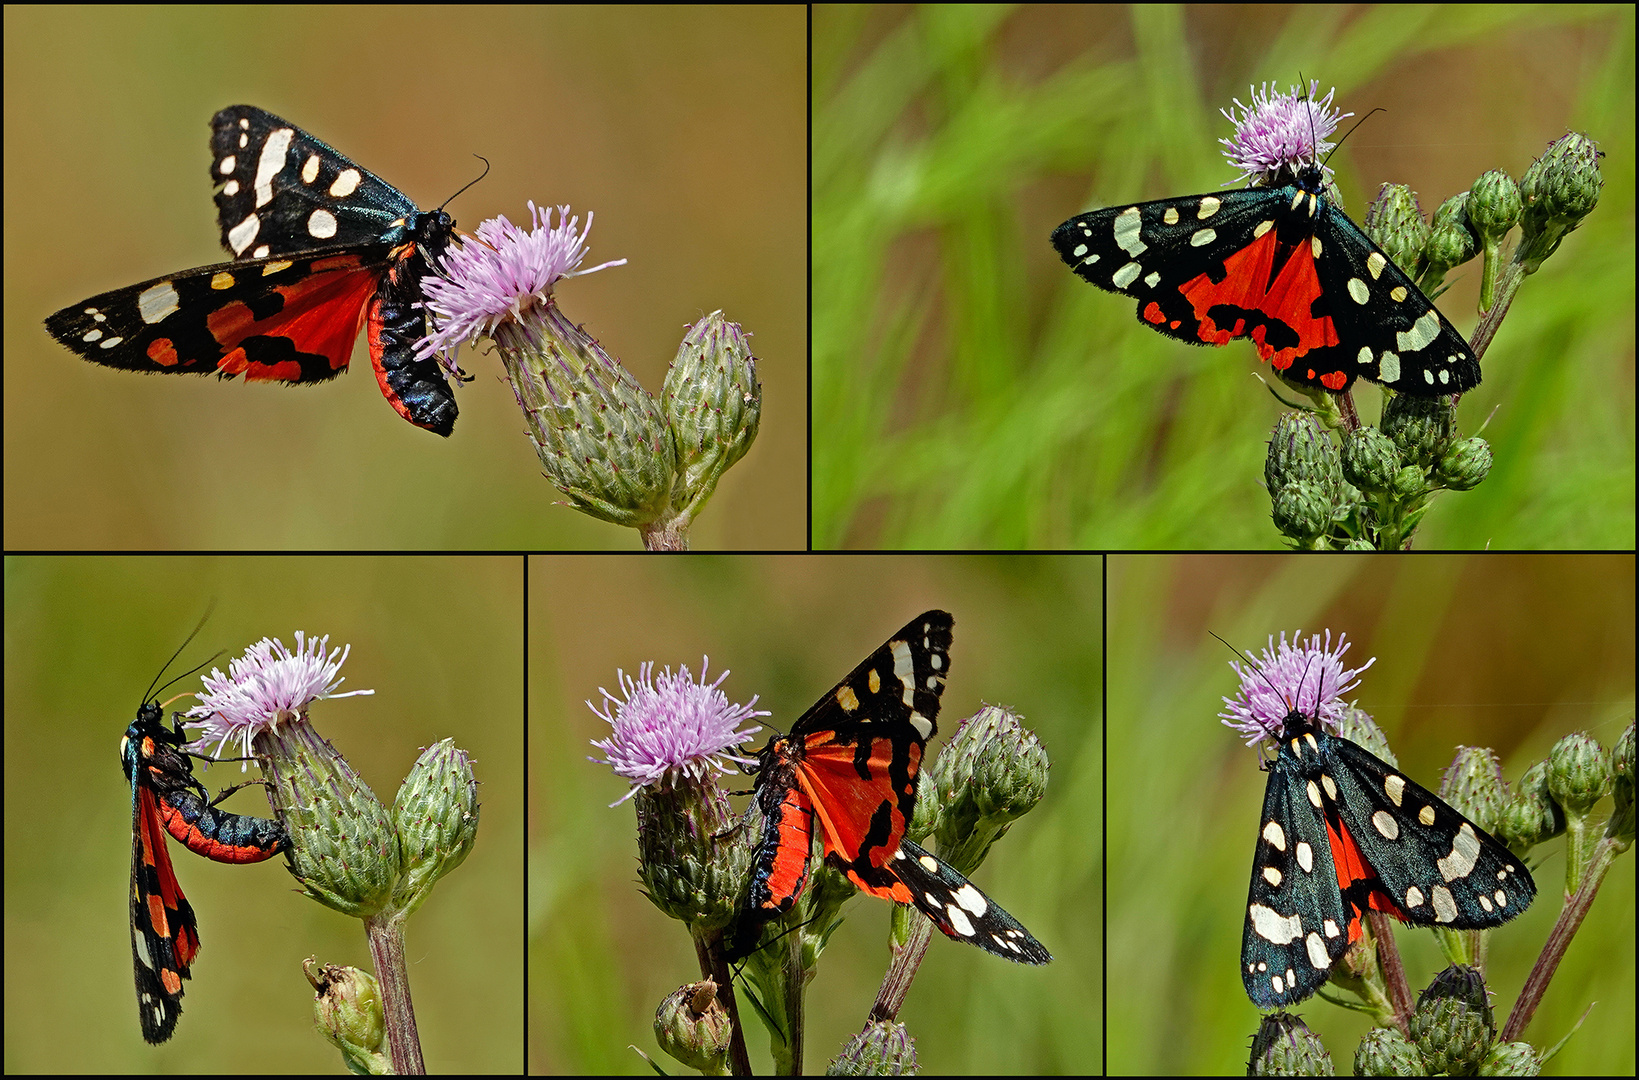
[[183, 631, 375, 762], [588, 659, 767, 806], [416, 202, 627, 378], [1218, 80, 1352, 187], [1219, 629, 1375, 746]]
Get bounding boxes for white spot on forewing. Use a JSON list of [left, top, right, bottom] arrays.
[[889, 639, 916, 707], [949, 882, 988, 917], [1294, 840, 1313, 872], [991, 932, 1023, 954], [1438, 823, 1482, 882], [1431, 885, 1458, 922], [1247, 903, 1304, 945], [1397, 308, 1441, 352], [1304, 932, 1329, 970], [227, 213, 262, 256], [301, 153, 321, 186], [330, 167, 361, 198], [1383, 774, 1406, 807], [136, 282, 181, 325], [1372, 809, 1399, 840], [1112, 207, 1145, 256], [134, 926, 155, 969], [940, 902, 977, 938], [1262, 820, 1286, 851], [1112, 261, 1142, 289], [218, 155, 237, 176], [307, 208, 338, 240], [253, 127, 294, 209]]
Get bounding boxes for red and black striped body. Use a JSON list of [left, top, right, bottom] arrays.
[[122, 700, 284, 1043]]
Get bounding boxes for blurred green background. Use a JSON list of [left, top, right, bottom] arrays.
[[3, 555, 522, 1071], [1107, 553, 1635, 1074], [5, 7, 804, 550], [812, 6, 1634, 548], [529, 554, 1102, 1073]]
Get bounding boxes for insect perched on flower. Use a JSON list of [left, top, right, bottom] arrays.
[[1052, 83, 1482, 397], [1218, 630, 1533, 1007]]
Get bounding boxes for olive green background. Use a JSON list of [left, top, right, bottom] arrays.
[[5, 6, 805, 550], [1107, 553, 1635, 1074], [529, 554, 1103, 1074], [3, 555, 522, 1071], [811, 6, 1634, 549]]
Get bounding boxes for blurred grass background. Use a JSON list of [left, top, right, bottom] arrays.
[[4, 7, 804, 550], [812, 5, 1634, 549], [1107, 553, 1634, 1074], [3, 555, 522, 1071], [529, 554, 1101, 1073]]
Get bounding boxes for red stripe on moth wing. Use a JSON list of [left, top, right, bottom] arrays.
[[1324, 806, 1409, 939], [794, 738, 920, 891], [1177, 226, 1341, 367], [207, 260, 380, 382], [137, 784, 199, 966]]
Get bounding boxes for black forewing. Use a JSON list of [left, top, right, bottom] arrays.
[[1324, 736, 1535, 929], [211, 105, 422, 258], [1240, 740, 1351, 1007], [890, 839, 1052, 964], [785, 610, 953, 746]]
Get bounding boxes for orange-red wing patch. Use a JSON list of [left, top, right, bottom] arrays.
[[793, 729, 921, 902]]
